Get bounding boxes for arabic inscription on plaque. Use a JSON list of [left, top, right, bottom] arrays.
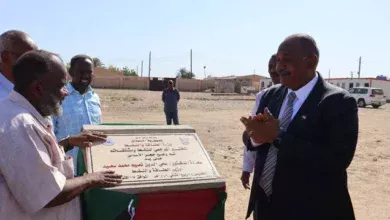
[[90, 134, 217, 183]]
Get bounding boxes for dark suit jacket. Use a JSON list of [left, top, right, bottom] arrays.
[[246, 74, 358, 220]]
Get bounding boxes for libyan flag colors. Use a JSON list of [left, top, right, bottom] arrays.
[[77, 148, 227, 220]]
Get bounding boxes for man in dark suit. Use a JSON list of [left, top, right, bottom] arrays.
[[240, 34, 358, 220]]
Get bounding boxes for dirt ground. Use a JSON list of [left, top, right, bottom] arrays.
[[97, 89, 390, 220]]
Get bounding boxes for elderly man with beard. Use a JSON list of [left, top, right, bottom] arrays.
[[0, 50, 122, 219], [52, 54, 102, 175]]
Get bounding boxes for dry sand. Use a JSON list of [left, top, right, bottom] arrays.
[[97, 89, 390, 220]]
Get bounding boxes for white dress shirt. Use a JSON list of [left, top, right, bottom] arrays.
[[250, 74, 319, 146], [242, 89, 268, 173], [0, 72, 13, 101]]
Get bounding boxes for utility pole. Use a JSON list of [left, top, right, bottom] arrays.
[[350, 71, 354, 79], [190, 49, 193, 74], [141, 60, 144, 77], [148, 51, 151, 78], [328, 69, 331, 80], [204, 66, 207, 89], [136, 65, 139, 75], [358, 56, 361, 78]]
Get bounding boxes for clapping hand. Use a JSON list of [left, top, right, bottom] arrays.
[[240, 108, 279, 143]]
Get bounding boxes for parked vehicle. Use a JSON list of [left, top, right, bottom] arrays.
[[349, 87, 386, 108]]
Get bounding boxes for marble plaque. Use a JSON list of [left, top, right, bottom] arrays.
[[83, 125, 225, 193]]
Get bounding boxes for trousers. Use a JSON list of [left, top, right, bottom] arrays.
[[165, 110, 179, 125]]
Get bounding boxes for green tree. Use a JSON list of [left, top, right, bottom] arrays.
[[92, 57, 104, 68], [108, 65, 121, 73], [123, 66, 138, 76], [176, 67, 195, 79]]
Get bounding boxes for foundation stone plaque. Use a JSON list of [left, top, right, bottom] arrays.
[[82, 125, 225, 194]]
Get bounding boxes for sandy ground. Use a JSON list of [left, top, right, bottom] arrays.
[[97, 89, 390, 220]]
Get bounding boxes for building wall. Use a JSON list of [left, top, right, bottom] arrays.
[[204, 78, 216, 90], [260, 77, 375, 91], [91, 76, 149, 90], [122, 76, 149, 90], [92, 76, 122, 88], [327, 78, 390, 101], [214, 79, 235, 93], [176, 78, 203, 92], [91, 69, 265, 93], [326, 78, 370, 89], [259, 78, 274, 90], [92, 76, 211, 92], [260, 77, 390, 101]]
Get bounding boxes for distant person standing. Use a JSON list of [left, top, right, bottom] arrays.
[[162, 80, 180, 125], [52, 54, 102, 175]]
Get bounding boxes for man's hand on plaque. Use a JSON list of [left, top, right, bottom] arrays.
[[87, 170, 123, 188], [69, 130, 107, 148]]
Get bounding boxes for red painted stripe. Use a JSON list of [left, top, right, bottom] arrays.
[[134, 188, 224, 220]]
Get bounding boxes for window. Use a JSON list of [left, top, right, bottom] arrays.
[[336, 83, 340, 87], [261, 81, 265, 89], [268, 82, 272, 87], [364, 83, 369, 87], [356, 82, 360, 87], [349, 83, 354, 89], [341, 83, 345, 89], [372, 89, 384, 95], [360, 89, 368, 94], [350, 88, 367, 94]]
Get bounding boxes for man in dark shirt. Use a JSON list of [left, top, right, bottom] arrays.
[[162, 80, 180, 125]]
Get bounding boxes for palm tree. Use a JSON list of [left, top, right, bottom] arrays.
[[176, 67, 195, 79], [92, 57, 104, 68]]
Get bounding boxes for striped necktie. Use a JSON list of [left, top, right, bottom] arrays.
[[259, 91, 296, 196]]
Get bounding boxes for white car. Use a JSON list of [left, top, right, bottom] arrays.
[[349, 87, 386, 108]]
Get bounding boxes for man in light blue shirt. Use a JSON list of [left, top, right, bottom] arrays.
[[52, 54, 102, 175], [0, 30, 37, 101]]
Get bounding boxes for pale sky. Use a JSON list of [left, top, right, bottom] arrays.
[[1, 0, 389, 79]]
